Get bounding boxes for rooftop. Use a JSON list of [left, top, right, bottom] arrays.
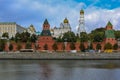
[[44, 19, 49, 25], [0, 22, 16, 25], [64, 18, 69, 23], [106, 21, 113, 26]]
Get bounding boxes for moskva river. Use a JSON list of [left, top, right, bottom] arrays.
[[0, 60, 120, 80]]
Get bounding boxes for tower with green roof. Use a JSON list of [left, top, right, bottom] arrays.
[[105, 21, 116, 45]]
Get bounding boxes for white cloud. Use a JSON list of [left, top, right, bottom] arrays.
[[85, 7, 120, 31], [7, 0, 120, 32]]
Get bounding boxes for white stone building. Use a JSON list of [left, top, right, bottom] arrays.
[[0, 22, 26, 38], [51, 18, 71, 38]]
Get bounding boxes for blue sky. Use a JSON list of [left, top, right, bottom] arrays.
[[0, 0, 120, 32]]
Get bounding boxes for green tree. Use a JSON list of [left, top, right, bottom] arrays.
[[10, 36, 15, 41], [15, 32, 21, 42], [80, 32, 89, 42], [52, 42, 58, 51], [25, 42, 32, 49], [2, 32, 9, 39], [104, 43, 113, 50], [56, 37, 63, 42], [0, 39, 5, 51], [30, 34, 37, 43], [79, 43, 85, 52], [9, 44, 13, 51], [21, 32, 30, 42], [89, 27, 105, 42], [114, 30, 120, 39], [44, 44, 48, 50], [113, 43, 118, 50], [93, 32, 104, 42], [96, 44, 101, 50], [70, 42, 76, 50], [62, 31, 76, 42]]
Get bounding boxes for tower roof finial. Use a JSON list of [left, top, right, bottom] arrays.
[[107, 21, 113, 26], [44, 19, 49, 25]]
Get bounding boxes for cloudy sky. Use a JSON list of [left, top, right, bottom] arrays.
[[0, 0, 120, 32]]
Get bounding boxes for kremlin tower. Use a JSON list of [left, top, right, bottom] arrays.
[[104, 21, 116, 45], [37, 19, 55, 51]]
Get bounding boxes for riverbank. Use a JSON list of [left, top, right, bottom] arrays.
[[0, 52, 120, 60]]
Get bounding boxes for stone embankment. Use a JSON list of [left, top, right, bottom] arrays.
[[0, 52, 120, 60]]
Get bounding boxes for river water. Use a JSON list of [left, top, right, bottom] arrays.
[[0, 60, 120, 80]]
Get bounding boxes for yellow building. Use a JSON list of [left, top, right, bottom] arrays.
[[0, 22, 26, 38]]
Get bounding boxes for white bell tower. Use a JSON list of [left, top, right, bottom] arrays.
[[77, 9, 86, 34]]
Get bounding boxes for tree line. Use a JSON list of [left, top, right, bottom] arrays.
[[0, 27, 120, 52]]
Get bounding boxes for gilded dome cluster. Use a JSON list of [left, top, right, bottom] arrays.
[[63, 18, 69, 23]]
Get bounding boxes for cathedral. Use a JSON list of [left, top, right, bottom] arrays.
[[51, 18, 71, 38]]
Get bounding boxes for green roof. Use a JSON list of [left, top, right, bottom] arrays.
[[105, 30, 115, 38], [44, 19, 49, 25], [107, 21, 113, 26], [36, 32, 41, 35]]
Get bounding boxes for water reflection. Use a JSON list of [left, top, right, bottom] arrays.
[[40, 63, 52, 80], [0, 60, 120, 80]]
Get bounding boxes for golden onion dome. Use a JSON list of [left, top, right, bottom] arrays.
[[63, 18, 69, 23], [80, 9, 84, 14]]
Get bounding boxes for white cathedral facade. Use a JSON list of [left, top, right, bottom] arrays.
[[51, 18, 71, 38]]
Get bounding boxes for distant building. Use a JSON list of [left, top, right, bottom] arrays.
[[51, 18, 71, 38], [27, 24, 36, 35], [0, 22, 26, 38]]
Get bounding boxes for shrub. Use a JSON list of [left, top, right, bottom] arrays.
[[52, 42, 58, 51], [70, 42, 76, 50], [113, 43, 118, 50], [104, 43, 112, 50], [25, 42, 32, 49], [96, 44, 101, 50]]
